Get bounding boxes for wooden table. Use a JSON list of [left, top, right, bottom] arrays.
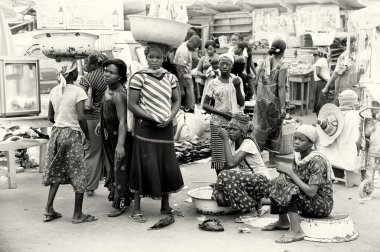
[[289, 75, 312, 116], [0, 116, 52, 189]]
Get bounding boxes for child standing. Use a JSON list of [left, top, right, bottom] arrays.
[[42, 58, 96, 224]]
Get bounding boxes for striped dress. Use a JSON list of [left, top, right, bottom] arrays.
[[129, 71, 184, 198]]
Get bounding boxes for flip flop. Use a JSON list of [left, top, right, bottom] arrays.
[[72, 214, 97, 224], [275, 235, 305, 243], [107, 208, 125, 218], [257, 208, 269, 217], [160, 209, 184, 217], [43, 212, 62, 222], [129, 213, 146, 223], [261, 223, 290, 231]]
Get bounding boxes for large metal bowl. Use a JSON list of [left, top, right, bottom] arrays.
[[34, 32, 99, 59], [128, 15, 190, 48], [187, 187, 238, 215]]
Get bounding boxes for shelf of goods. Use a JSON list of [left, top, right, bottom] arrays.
[[210, 12, 252, 38]]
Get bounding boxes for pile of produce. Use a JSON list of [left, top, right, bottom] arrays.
[[251, 39, 270, 49], [0, 126, 49, 142], [288, 62, 313, 76], [175, 138, 211, 165]]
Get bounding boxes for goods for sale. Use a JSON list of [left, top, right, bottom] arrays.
[[174, 110, 208, 141], [175, 139, 211, 165], [288, 62, 313, 76], [0, 126, 48, 142]]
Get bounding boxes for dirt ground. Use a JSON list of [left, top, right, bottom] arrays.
[[1, 160, 380, 252]]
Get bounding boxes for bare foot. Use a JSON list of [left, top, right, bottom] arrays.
[[275, 231, 305, 243], [262, 220, 290, 231]]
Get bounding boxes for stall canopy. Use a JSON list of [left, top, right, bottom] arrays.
[[349, 3, 380, 29], [0, 5, 16, 56]]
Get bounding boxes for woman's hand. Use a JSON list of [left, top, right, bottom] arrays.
[[157, 115, 173, 128], [115, 144, 125, 161], [95, 123, 101, 136], [276, 166, 293, 176], [83, 138, 91, 151], [276, 173, 288, 186], [218, 128, 229, 140], [232, 77, 240, 88]]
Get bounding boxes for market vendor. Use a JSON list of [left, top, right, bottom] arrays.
[[42, 58, 97, 224], [262, 125, 333, 244], [128, 43, 184, 223], [252, 39, 288, 167], [322, 35, 361, 104], [212, 113, 270, 214]]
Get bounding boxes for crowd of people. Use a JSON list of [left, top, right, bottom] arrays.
[[40, 29, 374, 243]]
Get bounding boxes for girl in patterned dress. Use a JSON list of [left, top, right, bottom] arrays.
[[128, 44, 183, 223], [202, 54, 245, 175], [212, 113, 270, 214], [42, 58, 97, 224], [262, 125, 333, 243]]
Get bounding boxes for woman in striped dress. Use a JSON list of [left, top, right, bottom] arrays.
[[128, 44, 183, 223], [202, 54, 245, 175]]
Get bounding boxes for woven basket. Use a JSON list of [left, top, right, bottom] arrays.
[[278, 121, 298, 155]]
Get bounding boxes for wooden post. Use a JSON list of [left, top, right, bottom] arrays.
[[301, 82, 304, 116], [6, 150, 17, 189]]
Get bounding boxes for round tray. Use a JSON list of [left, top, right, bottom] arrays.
[[128, 15, 190, 48]]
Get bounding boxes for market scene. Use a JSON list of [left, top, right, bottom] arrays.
[[1, 0, 380, 251]]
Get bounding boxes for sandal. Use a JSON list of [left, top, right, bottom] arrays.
[[107, 208, 125, 217], [129, 213, 146, 223], [43, 211, 62, 222], [199, 219, 224, 232], [72, 214, 97, 224], [160, 209, 184, 217]]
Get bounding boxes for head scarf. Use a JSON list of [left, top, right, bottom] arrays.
[[228, 113, 250, 134], [338, 90, 358, 111], [219, 53, 234, 64], [296, 124, 317, 143], [54, 57, 77, 93]]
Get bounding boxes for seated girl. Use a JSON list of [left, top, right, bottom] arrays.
[[263, 125, 333, 243], [212, 113, 270, 214]]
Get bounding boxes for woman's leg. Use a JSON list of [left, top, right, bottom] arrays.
[[73, 192, 84, 219], [262, 198, 290, 230], [132, 193, 141, 213], [161, 194, 170, 211], [45, 183, 59, 214]]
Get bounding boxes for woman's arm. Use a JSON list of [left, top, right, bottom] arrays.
[[203, 95, 232, 120], [278, 68, 287, 111], [197, 57, 206, 78], [288, 172, 319, 198], [316, 67, 328, 82], [322, 72, 339, 93], [76, 100, 90, 140], [114, 93, 128, 159], [233, 77, 245, 106], [48, 101, 55, 124], [157, 86, 181, 128], [128, 89, 155, 122]]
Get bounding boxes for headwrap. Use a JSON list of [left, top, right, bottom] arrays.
[[228, 113, 250, 134], [338, 90, 358, 111], [54, 57, 77, 94], [219, 53, 234, 64], [296, 124, 317, 143]]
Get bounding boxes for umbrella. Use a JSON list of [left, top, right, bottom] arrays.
[[0, 6, 16, 56]]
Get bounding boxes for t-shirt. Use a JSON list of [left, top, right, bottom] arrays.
[[49, 84, 88, 131], [174, 42, 192, 79], [78, 68, 107, 119], [230, 139, 269, 177], [314, 57, 330, 81], [228, 46, 248, 57], [129, 72, 178, 123]]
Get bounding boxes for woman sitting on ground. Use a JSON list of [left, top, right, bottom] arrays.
[[263, 125, 333, 243], [212, 113, 270, 214]]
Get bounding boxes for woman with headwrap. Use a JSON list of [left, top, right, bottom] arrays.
[[263, 125, 333, 243], [203, 53, 245, 175], [79, 51, 108, 197], [128, 43, 183, 223], [96, 59, 133, 217], [43, 58, 97, 224], [252, 39, 288, 167], [212, 113, 270, 214]]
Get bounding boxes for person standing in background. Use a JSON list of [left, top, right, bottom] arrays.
[[174, 35, 201, 113], [313, 48, 330, 115], [79, 51, 108, 197]]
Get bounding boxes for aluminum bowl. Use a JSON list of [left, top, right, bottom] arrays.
[[187, 187, 238, 215], [128, 15, 190, 48]]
